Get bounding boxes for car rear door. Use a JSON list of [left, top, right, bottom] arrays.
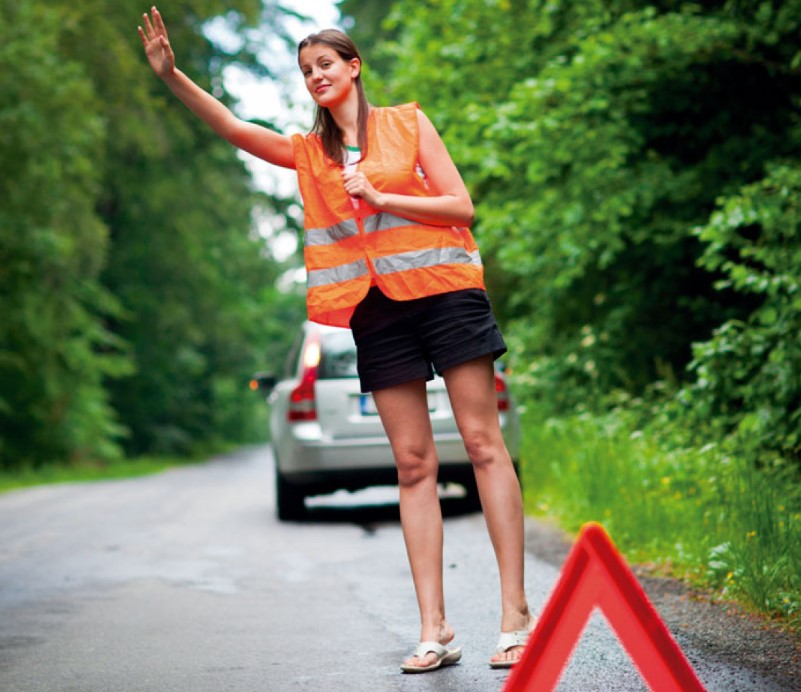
[[313, 329, 385, 440], [314, 328, 458, 440]]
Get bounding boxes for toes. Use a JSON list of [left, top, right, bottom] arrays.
[[507, 645, 524, 661], [492, 645, 524, 664], [404, 653, 438, 669]]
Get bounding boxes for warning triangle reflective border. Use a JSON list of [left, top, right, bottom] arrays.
[[503, 522, 706, 691]]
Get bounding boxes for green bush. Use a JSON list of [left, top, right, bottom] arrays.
[[684, 164, 801, 466], [520, 404, 801, 626]]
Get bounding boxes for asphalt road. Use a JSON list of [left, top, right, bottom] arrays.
[[0, 446, 797, 691]]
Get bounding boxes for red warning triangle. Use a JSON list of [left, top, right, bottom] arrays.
[[503, 522, 705, 691]]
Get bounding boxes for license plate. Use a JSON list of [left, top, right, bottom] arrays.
[[359, 393, 379, 416], [359, 392, 437, 416]]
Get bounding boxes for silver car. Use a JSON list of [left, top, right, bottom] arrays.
[[256, 321, 520, 520]]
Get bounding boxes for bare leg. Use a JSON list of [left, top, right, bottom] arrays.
[[373, 379, 455, 669], [442, 355, 533, 665]]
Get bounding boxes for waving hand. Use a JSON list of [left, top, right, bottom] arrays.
[[136, 5, 295, 169], [138, 7, 175, 79]]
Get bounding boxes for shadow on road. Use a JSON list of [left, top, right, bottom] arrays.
[[298, 490, 481, 527]]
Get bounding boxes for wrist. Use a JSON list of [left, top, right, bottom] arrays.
[[373, 191, 388, 209], [160, 66, 179, 83]]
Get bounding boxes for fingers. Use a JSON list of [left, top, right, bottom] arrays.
[[343, 171, 369, 193], [142, 11, 155, 40], [342, 172, 360, 196], [152, 6, 169, 38], [140, 6, 166, 41], [342, 169, 363, 186]]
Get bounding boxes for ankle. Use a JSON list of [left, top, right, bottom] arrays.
[[420, 618, 454, 644], [500, 604, 532, 632]]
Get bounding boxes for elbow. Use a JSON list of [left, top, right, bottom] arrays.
[[462, 198, 475, 227]]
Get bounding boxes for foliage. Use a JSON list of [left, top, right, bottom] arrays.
[[0, 1, 130, 467], [0, 450, 216, 494], [374, 0, 801, 423], [684, 164, 801, 465], [337, 0, 398, 81], [520, 405, 801, 627], [0, 0, 307, 467]]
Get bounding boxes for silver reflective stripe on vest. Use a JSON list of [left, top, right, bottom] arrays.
[[363, 212, 416, 234], [307, 258, 369, 288], [373, 247, 482, 276], [305, 218, 359, 246]]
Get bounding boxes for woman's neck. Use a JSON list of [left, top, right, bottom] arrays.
[[328, 91, 361, 147]]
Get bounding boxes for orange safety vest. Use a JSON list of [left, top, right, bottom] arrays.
[[291, 102, 486, 327]]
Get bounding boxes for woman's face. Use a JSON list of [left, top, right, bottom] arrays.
[[299, 44, 360, 109]]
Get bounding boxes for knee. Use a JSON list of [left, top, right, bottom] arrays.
[[395, 447, 437, 488], [461, 428, 502, 471]]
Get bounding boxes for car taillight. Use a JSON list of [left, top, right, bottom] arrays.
[[288, 334, 321, 422], [495, 372, 510, 412]]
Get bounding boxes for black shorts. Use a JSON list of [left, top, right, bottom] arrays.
[[349, 287, 507, 393]]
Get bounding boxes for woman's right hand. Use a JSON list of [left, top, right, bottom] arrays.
[[135, 5, 296, 169], [138, 7, 175, 79]]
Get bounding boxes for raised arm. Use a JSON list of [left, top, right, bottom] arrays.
[[138, 7, 295, 170]]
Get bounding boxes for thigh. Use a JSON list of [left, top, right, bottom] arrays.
[[441, 355, 504, 440], [372, 379, 436, 458]]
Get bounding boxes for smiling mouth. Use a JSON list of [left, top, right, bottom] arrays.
[[315, 84, 331, 94]]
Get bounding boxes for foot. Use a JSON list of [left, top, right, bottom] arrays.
[[489, 613, 535, 668], [402, 622, 456, 671]]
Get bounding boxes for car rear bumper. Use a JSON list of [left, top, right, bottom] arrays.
[[275, 427, 519, 496], [279, 463, 479, 496], [277, 428, 472, 473]]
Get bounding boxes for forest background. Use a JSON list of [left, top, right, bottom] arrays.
[[1, 0, 800, 628]]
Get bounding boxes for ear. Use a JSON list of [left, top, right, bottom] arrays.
[[349, 57, 361, 79]]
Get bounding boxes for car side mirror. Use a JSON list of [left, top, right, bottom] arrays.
[[250, 372, 277, 394]]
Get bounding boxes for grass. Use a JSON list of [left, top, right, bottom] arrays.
[[0, 404, 272, 494], [519, 407, 801, 630]]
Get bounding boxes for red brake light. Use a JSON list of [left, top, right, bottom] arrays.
[[495, 372, 510, 412], [288, 333, 321, 422]]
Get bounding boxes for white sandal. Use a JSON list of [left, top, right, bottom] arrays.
[[489, 625, 533, 669], [400, 641, 462, 673]]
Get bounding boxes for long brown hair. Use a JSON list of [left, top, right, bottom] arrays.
[[297, 29, 370, 165]]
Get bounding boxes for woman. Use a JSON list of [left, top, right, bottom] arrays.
[[138, 6, 533, 672]]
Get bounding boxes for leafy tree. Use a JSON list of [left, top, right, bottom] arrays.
[[0, 0, 129, 467], [337, 0, 398, 84], [686, 164, 801, 464], [380, 0, 801, 419], [0, 0, 307, 465], [79, 0, 307, 455]]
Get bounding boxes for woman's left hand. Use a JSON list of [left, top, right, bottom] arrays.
[[342, 170, 383, 208]]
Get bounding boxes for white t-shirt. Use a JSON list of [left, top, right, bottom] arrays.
[[345, 145, 361, 210]]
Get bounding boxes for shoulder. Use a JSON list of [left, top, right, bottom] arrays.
[[372, 103, 432, 139], [291, 132, 328, 172], [291, 131, 323, 157], [291, 132, 321, 148], [372, 102, 421, 123]]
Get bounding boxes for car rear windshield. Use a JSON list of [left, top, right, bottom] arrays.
[[318, 331, 359, 379]]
